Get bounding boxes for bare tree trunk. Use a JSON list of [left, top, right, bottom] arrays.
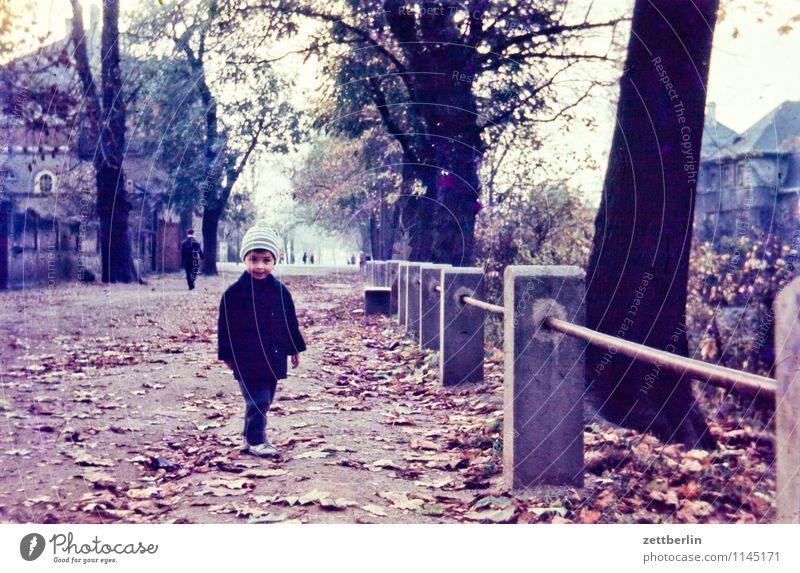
[[201, 208, 220, 275], [585, 0, 719, 449], [382, 202, 400, 260], [71, 0, 137, 283]]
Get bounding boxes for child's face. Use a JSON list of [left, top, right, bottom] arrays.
[[244, 250, 275, 280]]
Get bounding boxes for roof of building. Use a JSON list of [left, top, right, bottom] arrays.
[[703, 100, 800, 161], [732, 100, 800, 154], [701, 115, 739, 159]]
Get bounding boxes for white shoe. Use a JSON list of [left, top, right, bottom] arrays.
[[247, 440, 279, 458]]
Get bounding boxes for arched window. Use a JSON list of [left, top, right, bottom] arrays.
[[35, 171, 56, 194]]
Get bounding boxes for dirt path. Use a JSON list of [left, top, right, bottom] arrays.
[[0, 266, 778, 524], [0, 266, 508, 524]]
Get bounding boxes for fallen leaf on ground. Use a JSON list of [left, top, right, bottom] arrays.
[[4, 449, 31, 456], [464, 505, 516, 523], [249, 512, 290, 523], [378, 491, 425, 511], [127, 487, 160, 500], [370, 459, 402, 471], [298, 489, 331, 505], [361, 504, 388, 516], [205, 478, 254, 490], [242, 469, 288, 478], [411, 438, 441, 451], [74, 454, 115, 467], [74, 470, 117, 489], [529, 507, 567, 517], [319, 498, 357, 510]]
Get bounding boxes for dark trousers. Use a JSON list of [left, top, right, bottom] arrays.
[[235, 372, 278, 446], [184, 265, 199, 290]]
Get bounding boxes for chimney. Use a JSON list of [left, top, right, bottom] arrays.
[[707, 102, 717, 123]]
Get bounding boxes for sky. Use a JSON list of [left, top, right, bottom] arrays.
[[706, 1, 800, 132]]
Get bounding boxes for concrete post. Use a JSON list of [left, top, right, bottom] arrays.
[[503, 265, 585, 490], [374, 261, 387, 287], [420, 264, 450, 350], [440, 267, 485, 386], [387, 261, 401, 317], [398, 262, 410, 325], [406, 263, 425, 337], [364, 287, 391, 315], [365, 261, 373, 285], [775, 277, 800, 523]]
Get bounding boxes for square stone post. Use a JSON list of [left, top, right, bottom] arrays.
[[364, 287, 391, 315], [398, 262, 410, 325], [374, 261, 387, 287], [420, 264, 450, 350], [407, 263, 425, 337], [440, 267, 485, 386], [365, 261, 373, 285], [503, 265, 585, 490], [775, 277, 800, 523], [387, 261, 401, 317]]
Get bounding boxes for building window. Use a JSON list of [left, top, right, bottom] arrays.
[[13, 210, 39, 251], [0, 168, 17, 183], [35, 171, 56, 194], [737, 163, 746, 186], [723, 164, 734, 186]]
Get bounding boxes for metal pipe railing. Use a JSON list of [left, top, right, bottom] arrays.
[[545, 316, 776, 399], [462, 295, 504, 315], [433, 284, 504, 315], [430, 282, 772, 397], [373, 261, 798, 520]]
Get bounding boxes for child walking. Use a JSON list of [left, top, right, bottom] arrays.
[[217, 221, 307, 457]]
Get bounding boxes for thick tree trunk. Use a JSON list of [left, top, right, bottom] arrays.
[[368, 213, 379, 259], [382, 202, 400, 260], [96, 166, 136, 283], [406, 164, 438, 262], [71, 0, 137, 283], [201, 209, 220, 275], [585, 0, 719, 449], [382, 1, 482, 266], [99, 0, 136, 283]]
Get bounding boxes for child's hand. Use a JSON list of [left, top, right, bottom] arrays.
[[291, 354, 300, 369]]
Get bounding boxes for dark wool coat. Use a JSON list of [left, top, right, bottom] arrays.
[[218, 272, 306, 382], [180, 238, 204, 269]]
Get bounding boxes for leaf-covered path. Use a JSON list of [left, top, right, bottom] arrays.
[[0, 266, 777, 523]]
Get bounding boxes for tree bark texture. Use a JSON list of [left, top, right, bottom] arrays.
[[585, 0, 719, 449]]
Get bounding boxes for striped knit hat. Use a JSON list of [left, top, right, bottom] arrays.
[[239, 220, 282, 262]]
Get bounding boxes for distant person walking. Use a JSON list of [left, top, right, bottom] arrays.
[[359, 252, 366, 273], [309, 253, 315, 264], [180, 229, 204, 290], [302, 252, 307, 264]]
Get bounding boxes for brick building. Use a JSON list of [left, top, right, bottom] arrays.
[[0, 12, 188, 289], [695, 101, 800, 244]]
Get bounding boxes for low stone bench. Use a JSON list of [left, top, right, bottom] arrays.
[[364, 286, 391, 315]]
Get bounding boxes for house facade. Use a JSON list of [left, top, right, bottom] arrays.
[[695, 101, 800, 245], [0, 16, 192, 289]]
